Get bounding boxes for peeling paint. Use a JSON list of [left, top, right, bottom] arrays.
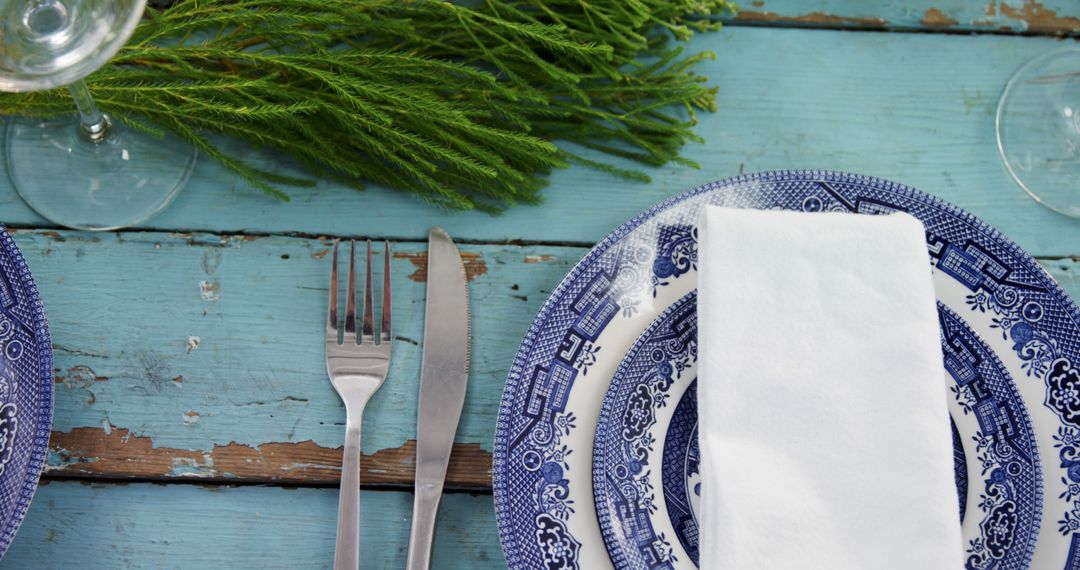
[[47, 427, 494, 488], [393, 251, 488, 282], [1000, 0, 1080, 34], [524, 255, 555, 264], [199, 280, 220, 302], [54, 365, 106, 404], [171, 456, 211, 477], [54, 365, 108, 385], [186, 336, 201, 354], [735, 10, 887, 28], [282, 462, 341, 471], [38, 231, 65, 242], [311, 249, 330, 260], [921, 8, 959, 27], [182, 410, 201, 425], [731, 0, 1077, 34]]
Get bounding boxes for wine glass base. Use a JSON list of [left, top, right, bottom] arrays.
[[6, 115, 196, 231], [996, 46, 1080, 218]]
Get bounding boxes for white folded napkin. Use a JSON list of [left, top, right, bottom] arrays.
[[697, 207, 962, 569]]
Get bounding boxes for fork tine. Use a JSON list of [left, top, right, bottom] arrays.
[[327, 241, 340, 343], [343, 241, 357, 343], [381, 241, 391, 343], [362, 240, 375, 339]]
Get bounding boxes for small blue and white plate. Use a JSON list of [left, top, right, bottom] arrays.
[[592, 292, 1041, 569], [593, 292, 700, 569], [0, 225, 52, 559], [493, 171, 1080, 569]]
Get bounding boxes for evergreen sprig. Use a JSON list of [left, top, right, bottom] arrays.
[[0, 0, 734, 211]]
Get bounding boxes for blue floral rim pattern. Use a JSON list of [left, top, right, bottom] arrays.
[[593, 292, 698, 569], [592, 296, 1044, 570], [0, 225, 52, 559], [492, 170, 1080, 570]]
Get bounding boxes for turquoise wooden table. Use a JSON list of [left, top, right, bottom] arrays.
[[1, 1, 1079, 567]]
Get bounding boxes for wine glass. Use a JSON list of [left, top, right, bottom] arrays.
[[1, 0, 196, 231], [996, 46, 1080, 219]]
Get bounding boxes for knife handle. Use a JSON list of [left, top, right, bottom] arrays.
[[405, 481, 444, 570]]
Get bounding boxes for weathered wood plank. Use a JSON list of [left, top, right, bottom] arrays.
[[13, 229, 576, 489], [1048, 256, 1080, 303], [1, 30, 1077, 256], [1, 481, 501, 569], [730, 0, 1080, 35], [11, 229, 1080, 489]]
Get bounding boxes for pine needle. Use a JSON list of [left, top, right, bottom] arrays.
[[0, 0, 735, 210]]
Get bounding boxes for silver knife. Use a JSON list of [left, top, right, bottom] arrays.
[[406, 227, 471, 570]]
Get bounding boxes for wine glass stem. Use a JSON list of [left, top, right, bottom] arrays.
[[68, 80, 111, 143]]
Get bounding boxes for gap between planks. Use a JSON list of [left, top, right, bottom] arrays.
[[4, 224, 601, 250]]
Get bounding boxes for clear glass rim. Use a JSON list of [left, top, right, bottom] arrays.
[[5, 114, 198, 231], [995, 45, 1080, 218], [0, 0, 147, 93]]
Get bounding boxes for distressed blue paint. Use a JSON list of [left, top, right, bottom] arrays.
[[3, 249, 1072, 567], [0, 11, 1074, 568], [8, 230, 576, 464], [8, 226, 1075, 480], [0, 482, 500, 569], [3, 250, 1074, 567], [730, 0, 1080, 34], [2, 29, 1076, 256]]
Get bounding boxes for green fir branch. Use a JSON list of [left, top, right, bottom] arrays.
[[0, 0, 735, 211]]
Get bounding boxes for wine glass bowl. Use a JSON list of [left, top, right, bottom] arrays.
[[1, 0, 146, 92], [1, 0, 196, 231], [996, 46, 1080, 218]]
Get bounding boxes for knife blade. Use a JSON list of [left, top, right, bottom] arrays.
[[406, 227, 471, 570]]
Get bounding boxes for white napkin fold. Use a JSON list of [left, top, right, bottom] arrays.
[[696, 207, 962, 569]]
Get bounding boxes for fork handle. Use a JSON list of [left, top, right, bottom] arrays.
[[334, 403, 365, 570]]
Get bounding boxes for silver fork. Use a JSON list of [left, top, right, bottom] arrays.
[[326, 240, 392, 570]]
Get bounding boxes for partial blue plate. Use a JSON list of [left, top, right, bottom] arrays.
[[493, 171, 1080, 569], [593, 292, 700, 569], [592, 292, 1034, 569], [0, 225, 52, 558]]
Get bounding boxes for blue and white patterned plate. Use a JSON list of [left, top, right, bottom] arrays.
[[592, 292, 1044, 569], [593, 292, 700, 569], [492, 171, 1080, 569], [0, 225, 52, 559]]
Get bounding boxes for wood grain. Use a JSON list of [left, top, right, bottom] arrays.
[[48, 427, 493, 490], [4, 30, 1075, 257], [11, 230, 575, 488], [0, 11, 1078, 568], [2, 481, 502, 569], [730, 0, 1080, 35], [3, 228, 1073, 490]]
